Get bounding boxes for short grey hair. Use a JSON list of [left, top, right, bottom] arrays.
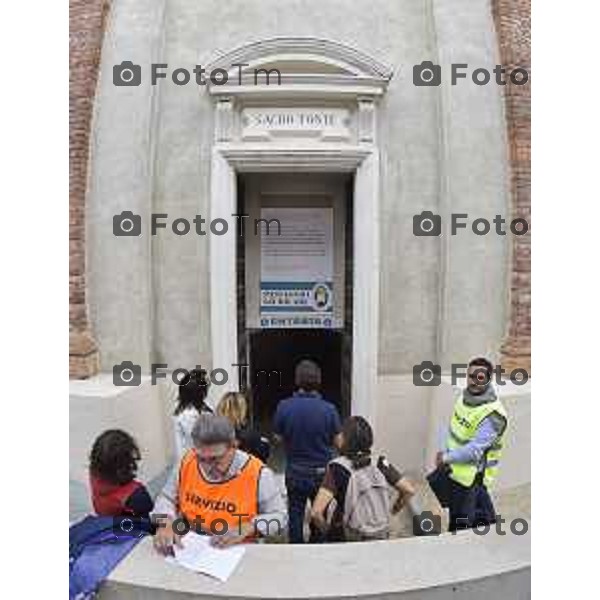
[[191, 414, 235, 447], [294, 359, 321, 391]]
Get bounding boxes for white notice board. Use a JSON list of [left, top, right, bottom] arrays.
[[259, 207, 335, 329]]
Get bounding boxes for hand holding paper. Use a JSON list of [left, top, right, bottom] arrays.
[[167, 533, 246, 582]]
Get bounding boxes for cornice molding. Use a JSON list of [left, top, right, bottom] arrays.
[[218, 145, 371, 172], [205, 37, 392, 98]]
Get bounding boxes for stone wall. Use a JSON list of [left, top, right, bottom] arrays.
[[85, 0, 510, 374], [69, 0, 531, 377], [492, 0, 532, 374]]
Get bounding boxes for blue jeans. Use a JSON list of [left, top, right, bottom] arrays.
[[448, 478, 497, 532], [285, 466, 326, 544]]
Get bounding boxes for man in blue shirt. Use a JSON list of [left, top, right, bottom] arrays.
[[273, 359, 342, 543]]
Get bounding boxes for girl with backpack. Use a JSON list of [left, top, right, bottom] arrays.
[[310, 416, 416, 541]]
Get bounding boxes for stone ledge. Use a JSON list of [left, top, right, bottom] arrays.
[[69, 373, 156, 398], [100, 529, 530, 600]]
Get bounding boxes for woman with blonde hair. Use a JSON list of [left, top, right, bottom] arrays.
[[216, 392, 247, 430], [216, 391, 271, 463]]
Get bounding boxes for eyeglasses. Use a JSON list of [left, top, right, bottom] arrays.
[[197, 445, 229, 465]]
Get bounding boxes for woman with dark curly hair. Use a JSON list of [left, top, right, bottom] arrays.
[[89, 429, 153, 517]]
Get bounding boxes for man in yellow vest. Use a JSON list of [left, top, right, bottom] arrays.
[[153, 413, 286, 552], [436, 357, 508, 532]]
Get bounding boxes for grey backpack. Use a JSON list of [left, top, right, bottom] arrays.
[[332, 456, 391, 540]]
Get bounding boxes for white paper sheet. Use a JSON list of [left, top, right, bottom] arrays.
[[166, 533, 246, 582]]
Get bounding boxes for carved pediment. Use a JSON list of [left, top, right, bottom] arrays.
[[205, 37, 392, 98]]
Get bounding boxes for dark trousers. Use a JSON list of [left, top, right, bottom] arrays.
[[285, 466, 326, 544], [448, 478, 497, 532]]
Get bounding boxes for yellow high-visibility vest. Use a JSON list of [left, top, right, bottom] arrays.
[[446, 395, 507, 488]]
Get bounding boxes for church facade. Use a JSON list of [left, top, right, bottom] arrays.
[[69, 0, 530, 506]]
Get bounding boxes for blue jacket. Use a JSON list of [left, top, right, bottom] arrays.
[[69, 515, 151, 600]]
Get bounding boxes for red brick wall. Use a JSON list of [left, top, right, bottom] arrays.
[[69, 0, 110, 378], [491, 0, 531, 374]]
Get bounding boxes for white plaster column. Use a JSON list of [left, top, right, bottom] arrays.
[[352, 151, 380, 424], [209, 149, 239, 399], [431, 0, 510, 369], [87, 0, 166, 371]]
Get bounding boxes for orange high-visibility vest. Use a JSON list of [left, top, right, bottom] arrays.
[[177, 449, 262, 534]]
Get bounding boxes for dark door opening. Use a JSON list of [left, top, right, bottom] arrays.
[[248, 329, 345, 432], [235, 173, 354, 437]]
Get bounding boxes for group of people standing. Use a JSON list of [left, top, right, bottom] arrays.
[[87, 356, 508, 549], [272, 359, 416, 542]]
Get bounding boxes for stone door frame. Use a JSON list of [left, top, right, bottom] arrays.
[[209, 146, 379, 421], [205, 37, 391, 421]]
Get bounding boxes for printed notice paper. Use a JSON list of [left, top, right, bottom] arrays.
[[259, 207, 337, 328], [166, 533, 246, 582], [260, 207, 333, 282]]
